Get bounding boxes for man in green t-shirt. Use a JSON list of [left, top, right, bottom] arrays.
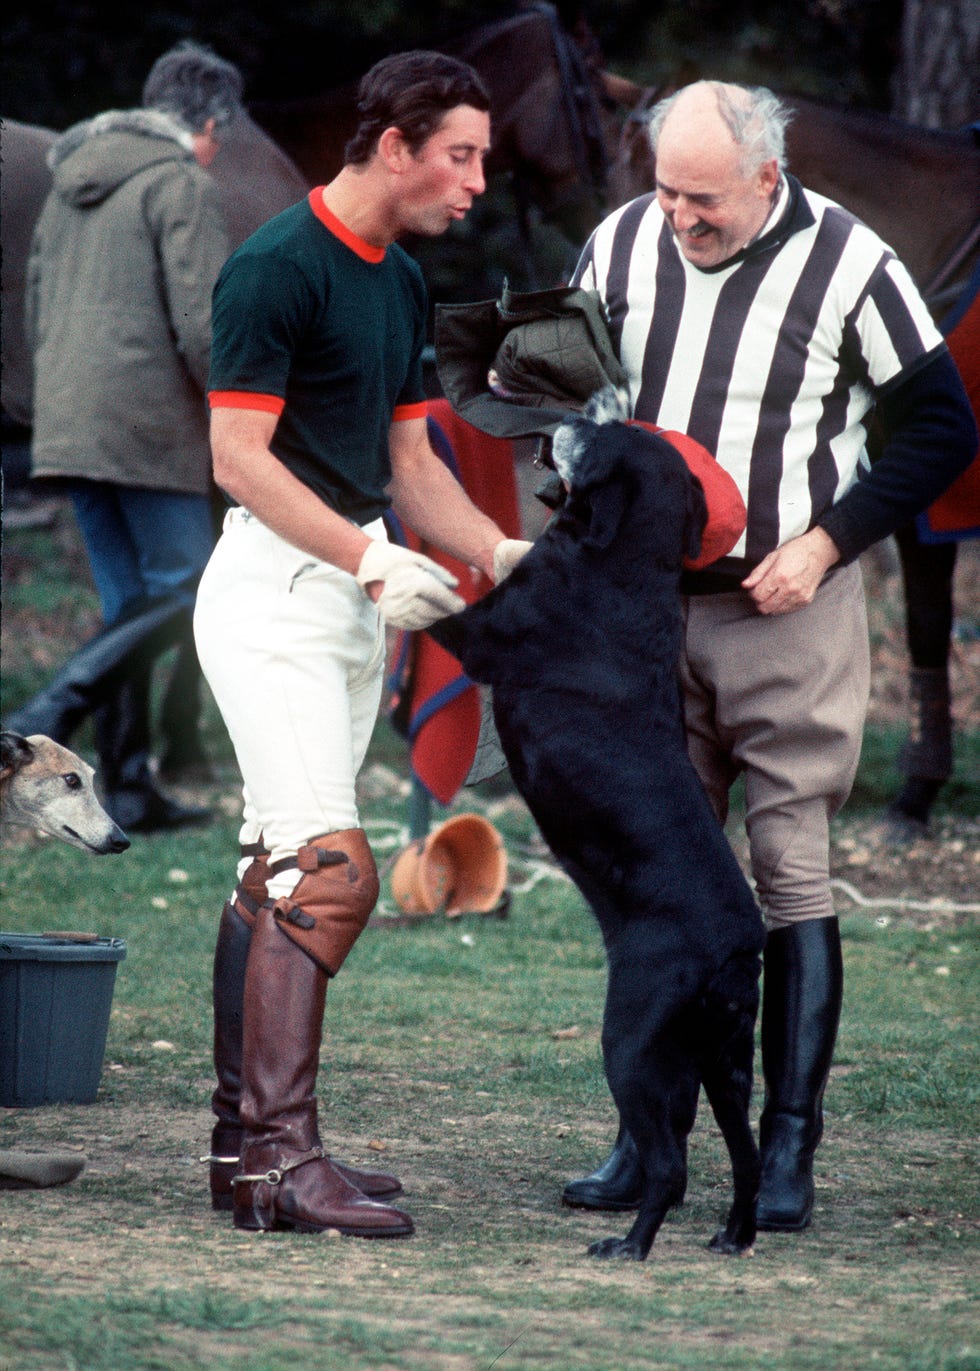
[[194, 50, 530, 1241]]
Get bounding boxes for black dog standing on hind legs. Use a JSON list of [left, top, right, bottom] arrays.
[[428, 388, 766, 1261]]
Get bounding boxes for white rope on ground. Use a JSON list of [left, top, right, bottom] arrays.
[[368, 818, 977, 916], [363, 820, 411, 852], [507, 857, 572, 893], [365, 809, 571, 886], [830, 878, 980, 916]]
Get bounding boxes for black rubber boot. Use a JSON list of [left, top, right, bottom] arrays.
[[4, 596, 191, 744], [95, 673, 210, 833], [561, 1121, 644, 1211], [757, 917, 843, 1232], [158, 627, 213, 783]]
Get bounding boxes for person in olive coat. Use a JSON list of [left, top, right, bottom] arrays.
[[19, 42, 242, 828]]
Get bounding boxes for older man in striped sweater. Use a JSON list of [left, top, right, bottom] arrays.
[[563, 80, 976, 1232]]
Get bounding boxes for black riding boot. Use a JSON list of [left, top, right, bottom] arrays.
[[95, 672, 209, 833], [757, 917, 843, 1232], [885, 525, 956, 840], [561, 1120, 644, 1211]]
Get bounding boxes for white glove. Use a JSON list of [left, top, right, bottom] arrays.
[[493, 538, 533, 582], [356, 540, 465, 630]]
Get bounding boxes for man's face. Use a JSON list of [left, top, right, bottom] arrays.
[[395, 105, 491, 237], [655, 123, 778, 270], [192, 117, 220, 169]]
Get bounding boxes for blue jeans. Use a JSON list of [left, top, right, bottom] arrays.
[[68, 480, 215, 626]]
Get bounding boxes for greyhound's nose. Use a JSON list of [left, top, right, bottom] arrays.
[[109, 833, 131, 854]]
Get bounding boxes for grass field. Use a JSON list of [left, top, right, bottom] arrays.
[[1, 509, 978, 1371]]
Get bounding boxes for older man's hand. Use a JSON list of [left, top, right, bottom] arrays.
[[742, 527, 841, 615]]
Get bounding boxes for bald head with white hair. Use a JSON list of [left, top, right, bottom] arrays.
[[649, 81, 788, 269]]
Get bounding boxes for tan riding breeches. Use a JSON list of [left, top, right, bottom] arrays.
[[679, 561, 870, 929]]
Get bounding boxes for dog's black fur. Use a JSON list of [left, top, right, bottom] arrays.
[[429, 390, 766, 1260]]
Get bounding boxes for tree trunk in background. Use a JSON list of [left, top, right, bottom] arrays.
[[892, 0, 980, 128]]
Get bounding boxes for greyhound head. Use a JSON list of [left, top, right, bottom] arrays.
[[0, 732, 130, 855]]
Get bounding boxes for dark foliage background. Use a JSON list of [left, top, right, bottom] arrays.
[[2, 0, 905, 132]]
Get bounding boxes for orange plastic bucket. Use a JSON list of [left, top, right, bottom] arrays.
[[390, 813, 507, 917]]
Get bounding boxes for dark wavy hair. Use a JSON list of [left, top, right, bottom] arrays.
[[345, 50, 490, 165], [142, 40, 244, 133]]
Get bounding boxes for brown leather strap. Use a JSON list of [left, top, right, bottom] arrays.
[[232, 1145, 325, 1186], [269, 841, 349, 877], [232, 887, 262, 919]]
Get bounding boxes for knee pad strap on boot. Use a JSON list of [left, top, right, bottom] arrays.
[[232, 844, 271, 927], [269, 829, 379, 976]]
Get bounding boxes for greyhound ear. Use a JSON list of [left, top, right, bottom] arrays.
[[583, 481, 629, 551], [0, 731, 34, 781], [684, 474, 709, 560]]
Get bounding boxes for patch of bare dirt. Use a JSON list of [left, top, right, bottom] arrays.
[[828, 813, 980, 921], [2, 1091, 977, 1368]]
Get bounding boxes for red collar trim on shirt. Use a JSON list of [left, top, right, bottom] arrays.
[[309, 189, 386, 263]]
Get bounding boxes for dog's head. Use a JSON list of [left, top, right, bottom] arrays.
[[550, 387, 707, 564], [0, 731, 130, 855]]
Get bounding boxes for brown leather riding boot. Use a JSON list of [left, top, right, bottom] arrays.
[[232, 838, 413, 1238], [206, 844, 402, 1211], [207, 847, 266, 1210]]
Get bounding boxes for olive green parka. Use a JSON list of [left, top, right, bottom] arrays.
[[26, 109, 230, 495]]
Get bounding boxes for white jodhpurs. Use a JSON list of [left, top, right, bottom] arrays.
[[194, 509, 388, 878]]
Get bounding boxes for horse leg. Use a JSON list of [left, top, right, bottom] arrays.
[[885, 524, 957, 835]]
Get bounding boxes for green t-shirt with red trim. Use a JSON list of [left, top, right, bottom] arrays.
[[208, 189, 427, 524]]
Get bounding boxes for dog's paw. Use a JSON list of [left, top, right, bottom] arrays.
[[708, 1228, 755, 1256], [587, 1235, 647, 1261]]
